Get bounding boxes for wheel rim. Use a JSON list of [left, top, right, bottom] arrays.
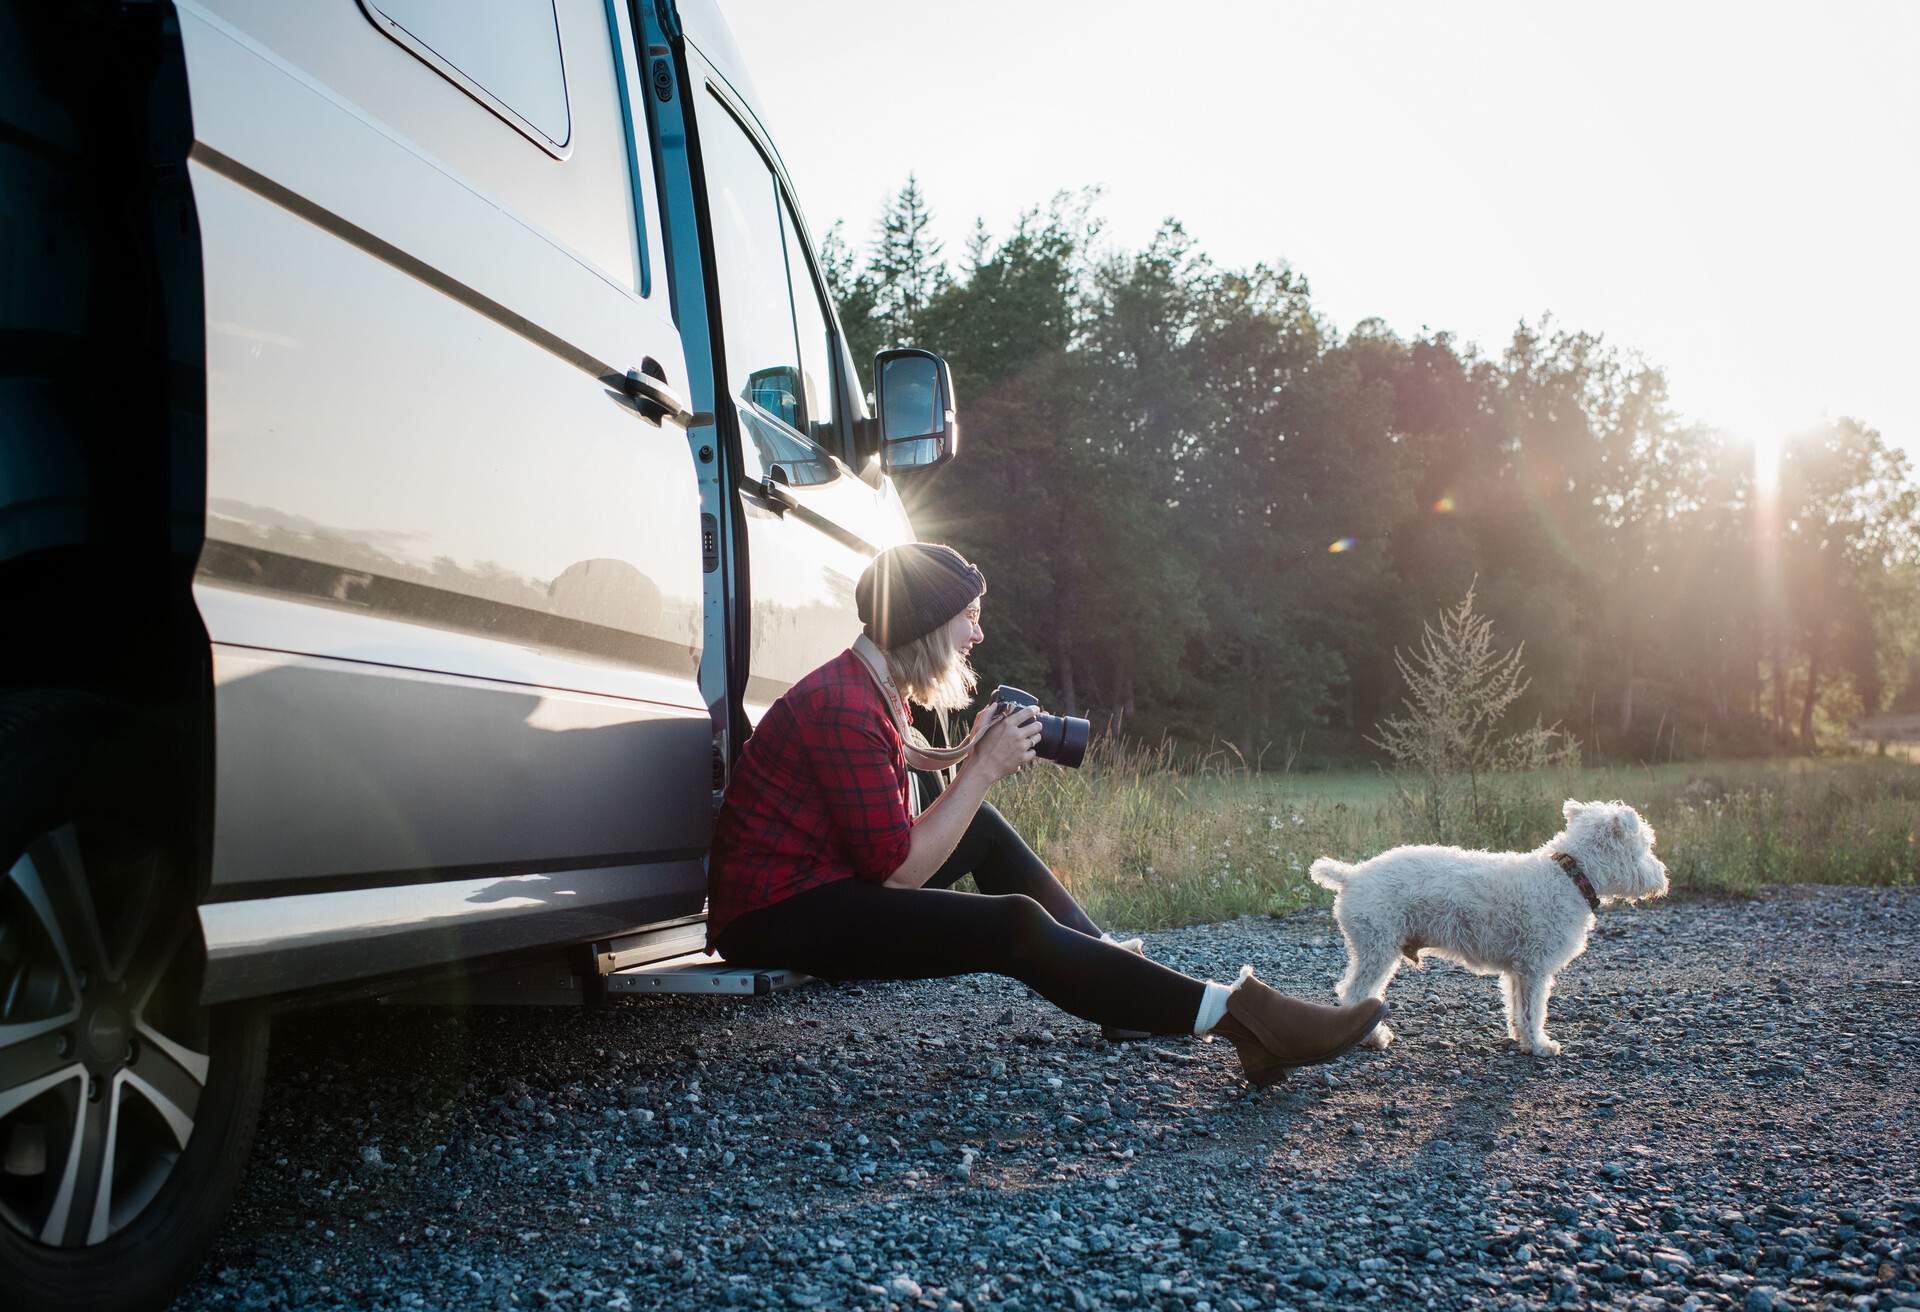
[[0, 825, 209, 1247]]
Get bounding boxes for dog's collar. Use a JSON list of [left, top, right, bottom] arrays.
[[1551, 851, 1601, 914]]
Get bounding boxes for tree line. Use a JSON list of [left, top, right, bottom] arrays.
[[824, 179, 1920, 764]]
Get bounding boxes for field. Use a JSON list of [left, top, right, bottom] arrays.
[[991, 746, 1920, 931]]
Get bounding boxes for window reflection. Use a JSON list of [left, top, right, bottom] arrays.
[[698, 92, 842, 487], [782, 197, 838, 454]]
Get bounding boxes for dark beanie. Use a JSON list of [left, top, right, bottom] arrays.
[[856, 543, 986, 649]]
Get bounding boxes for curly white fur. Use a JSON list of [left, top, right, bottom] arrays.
[[1309, 799, 1669, 1056]]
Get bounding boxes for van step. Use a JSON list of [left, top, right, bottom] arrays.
[[604, 951, 811, 996], [591, 915, 708, 975]]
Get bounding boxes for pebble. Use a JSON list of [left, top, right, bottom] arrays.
[[172, 886, 1918, 1312]]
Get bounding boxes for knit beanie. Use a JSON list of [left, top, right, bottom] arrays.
[[856, 543, 986, 649]]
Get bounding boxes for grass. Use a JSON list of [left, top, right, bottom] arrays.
[[991, 743, 1920, 932]]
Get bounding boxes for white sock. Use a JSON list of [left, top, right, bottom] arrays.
[[1193, 982, 1232, 1035], [1193, 965, 1254, 1035]]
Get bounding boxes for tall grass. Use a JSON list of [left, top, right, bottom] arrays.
[[992, 744, 1920, 932]]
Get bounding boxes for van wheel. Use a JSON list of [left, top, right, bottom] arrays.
[[0, 693, 268, 1312]]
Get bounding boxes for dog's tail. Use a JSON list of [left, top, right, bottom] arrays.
[[1308, 857, 1357, 890]]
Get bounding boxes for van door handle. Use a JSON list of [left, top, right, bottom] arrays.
[[625, 368, 697, 426], [756, 464, 799, 514]]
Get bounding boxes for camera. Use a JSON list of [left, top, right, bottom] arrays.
[[989, 685, 1091, 769]]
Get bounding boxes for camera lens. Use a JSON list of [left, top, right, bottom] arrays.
[[988, 685, 1091, 769], [1034, 712, 1090, 769]]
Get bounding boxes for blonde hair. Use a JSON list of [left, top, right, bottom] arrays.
[[885, 622, 978, 712]]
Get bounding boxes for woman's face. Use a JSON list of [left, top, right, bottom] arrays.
[[943, 598, 984, 659]]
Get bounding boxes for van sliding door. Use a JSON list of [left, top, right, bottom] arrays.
[[178, 0, 711, 935], [687, 74, 910, 720]]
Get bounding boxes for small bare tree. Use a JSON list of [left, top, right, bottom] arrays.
[[1368, 579, 1580, 841]]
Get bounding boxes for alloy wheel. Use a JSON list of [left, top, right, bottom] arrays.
[[0, 824, 209, 1248]]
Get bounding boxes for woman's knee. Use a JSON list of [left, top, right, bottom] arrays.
[[996, 893, 1061, 963]]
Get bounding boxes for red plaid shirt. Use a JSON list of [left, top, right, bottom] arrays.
[[705, 648, 915, 948]]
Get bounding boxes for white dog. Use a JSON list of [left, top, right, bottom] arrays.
[[1309, 800, 1669, 1056]]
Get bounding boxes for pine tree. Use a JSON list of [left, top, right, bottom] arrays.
[[867, 175, 948, 348]]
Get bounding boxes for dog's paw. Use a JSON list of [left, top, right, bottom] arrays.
[[1363, 1023, 1395, 1051], [1522, 1036, 1562, 1058]]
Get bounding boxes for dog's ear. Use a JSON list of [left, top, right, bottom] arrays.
[[1562, 799, 1585, 822]]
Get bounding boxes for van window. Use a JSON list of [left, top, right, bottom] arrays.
[[700, 95, 842, 478], [782, 199, 841, 457], [361, 0, 571, 153]]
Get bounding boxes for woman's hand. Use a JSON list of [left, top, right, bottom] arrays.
[[964, 699, 1007, 743], [965, 699, 1051, 741], [967, 703, 1040, 784]]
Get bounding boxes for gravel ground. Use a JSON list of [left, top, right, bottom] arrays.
[[175, 886, 1918, 1312]]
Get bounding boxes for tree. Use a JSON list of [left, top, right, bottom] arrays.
[[820, 220, 882, 394], [1369, 580, 1579, 840], [867, 175, 947, 349], [824, 181, 1919, 764], [1773, 418, 1920, 745]]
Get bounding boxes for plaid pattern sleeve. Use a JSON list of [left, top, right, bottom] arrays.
[[704, 649, 915, 948]]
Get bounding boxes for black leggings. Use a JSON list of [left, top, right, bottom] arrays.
[[714, 802, 1207, 1035]]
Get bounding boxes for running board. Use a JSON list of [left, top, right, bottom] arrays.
[[604, 951, 811, 996], [591, 915, 708, 975]]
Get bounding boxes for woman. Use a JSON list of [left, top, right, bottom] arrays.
[[708, 543, 1384, 1085]]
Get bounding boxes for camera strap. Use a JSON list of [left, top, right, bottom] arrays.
[[850, 635, 986, 772]]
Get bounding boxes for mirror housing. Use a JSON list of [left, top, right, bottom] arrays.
[[874, 347, 957, 474]]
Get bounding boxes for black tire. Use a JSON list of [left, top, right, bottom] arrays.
[[0, 691, 269, 1312]]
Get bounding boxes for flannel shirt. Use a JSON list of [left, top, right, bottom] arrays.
[[705, 648, 915, 948]]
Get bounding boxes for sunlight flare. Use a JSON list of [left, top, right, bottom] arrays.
[[1753, 434, 1783, 498]]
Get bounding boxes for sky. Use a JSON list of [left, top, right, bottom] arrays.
[[719, 0, 1920, 467]]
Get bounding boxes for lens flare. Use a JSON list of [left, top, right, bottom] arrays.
[[1328, 537, 1355, 553], [1753, 435, 1783, 498], [1432, 495, 1456, 513], [1751, 432, 1785, 662]]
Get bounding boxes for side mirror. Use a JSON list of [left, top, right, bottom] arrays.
[[874, 348, 957, 474]]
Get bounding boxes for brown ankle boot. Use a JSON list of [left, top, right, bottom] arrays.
[[1209, 971, 1387, 1086]]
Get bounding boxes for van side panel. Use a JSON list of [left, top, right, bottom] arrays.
[[174, 1, 709, 897], [206, 639, 710, 894]]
